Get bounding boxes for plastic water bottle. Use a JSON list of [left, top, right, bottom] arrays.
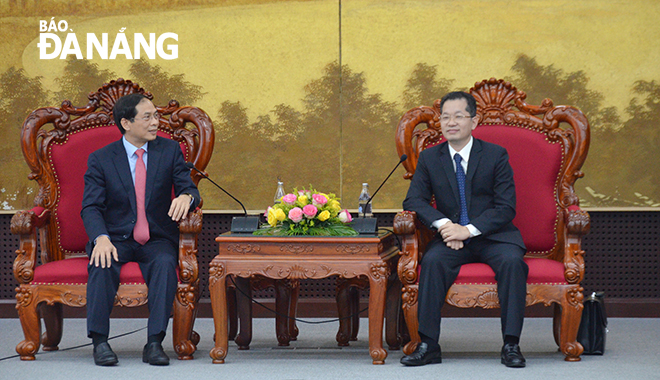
[[274, 180, 285, 204], [358, 183, 372, 217]]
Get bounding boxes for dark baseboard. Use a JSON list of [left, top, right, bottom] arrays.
[[2, 297, 659, 319]]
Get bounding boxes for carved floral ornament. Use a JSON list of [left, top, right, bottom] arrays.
[[227, 243, 261, 254], [15, 287, 33, 307], [280, 244, 313, 254], [115, 292, 148, 307], [369, 261, 389, 281], [14, 255, 35, 284], [335, 244, 369, 255], [176, 285, 199, 307], [61, 290, 87, 307], [401, 286, 418, 308]]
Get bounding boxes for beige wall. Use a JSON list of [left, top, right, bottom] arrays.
[[1, 0, 659, 211]]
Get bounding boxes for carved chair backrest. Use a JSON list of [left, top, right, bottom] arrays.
[[20, 78, 214, 263], [396, 78, 590, 262]]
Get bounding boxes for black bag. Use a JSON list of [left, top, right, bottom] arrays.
[[577, 291, 607, 355]]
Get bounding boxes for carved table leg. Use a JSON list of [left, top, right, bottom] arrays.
[[367, 262, 389, 365], [385, 273, 403, 350], [209, 260, 228, 364], [227, 285, 238, 341], [336, 277, 367, 346], [274, 279, 291, 346], [335, 277, 353, 346], [233, 276, 252, 350], [288, 280, 300, 341], [349, 286, 360, 341]]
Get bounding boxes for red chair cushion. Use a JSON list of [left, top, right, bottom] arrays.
[[473, 126, 562, 254], [49, 126, 122, 253], [453, 258, 567, 285], [32, 257, 145, 285]]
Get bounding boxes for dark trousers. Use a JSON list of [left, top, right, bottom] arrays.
[[417, 236, 528, 343], [86, 238, 178, 338]]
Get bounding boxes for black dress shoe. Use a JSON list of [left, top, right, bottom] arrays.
[[501, 343, 526, 368], [93, 342, 118, 366], [142, 342, 170, 366], [400, 342, 442, 366]]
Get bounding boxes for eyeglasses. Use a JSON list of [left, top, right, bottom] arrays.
[[132, 112, 160, 122], [440, 114, 472, 123]]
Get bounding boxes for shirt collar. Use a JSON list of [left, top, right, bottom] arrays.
[[448, 136, 473, 163], [122, 136, 148, 157]]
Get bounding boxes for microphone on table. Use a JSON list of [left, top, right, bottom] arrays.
[[186, 162, 260, 233], [351, 154, 407, 234]]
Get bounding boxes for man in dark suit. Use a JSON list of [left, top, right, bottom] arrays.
[[82, 93, 200, 366], [400, 91, 528, 368]]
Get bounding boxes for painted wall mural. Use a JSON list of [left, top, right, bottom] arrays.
[[1, 0, 659, 211]]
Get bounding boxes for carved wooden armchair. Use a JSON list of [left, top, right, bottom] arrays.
[[11, 78, 214, 361], [394, 78, 590, 361]]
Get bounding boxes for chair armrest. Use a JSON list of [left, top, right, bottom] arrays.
[[177, 208, 202, 286], [563, 205, 590, 284], [393, 211, 433, 287], [10, 207, 51, 284]]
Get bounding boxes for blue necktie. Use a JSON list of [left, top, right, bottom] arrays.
[[454, 153, 470, 226]]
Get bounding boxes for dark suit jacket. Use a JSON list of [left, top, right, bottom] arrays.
[[403, 138, 525, 250], [81, 136, 201, 251]]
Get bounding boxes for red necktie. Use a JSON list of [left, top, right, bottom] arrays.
[[133, 148, 150, 245]]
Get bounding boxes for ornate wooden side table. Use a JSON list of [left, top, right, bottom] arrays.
[[209, 231, 399, 364]]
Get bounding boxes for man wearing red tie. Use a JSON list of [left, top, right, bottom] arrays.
[[82, 93, 200, 366], [400, 92, 528, 368]]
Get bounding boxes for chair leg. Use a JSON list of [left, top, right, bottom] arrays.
[[191, 330, 200, 347], [172, 283, 199, 360], [16, 288, 41, 360], [553, 303, 561, 348], [399, 307, 410, 345], [40, 303, 63, 351], [559, 290, 584, 361], [234, 277, 252, 350], [401, 285, 420, 356]]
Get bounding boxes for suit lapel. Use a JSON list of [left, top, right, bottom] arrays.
[[465, 139, 483, 209], [438, 143, 460, 205], [145, 137, 163, 208], [110, 140, 137, 213]]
